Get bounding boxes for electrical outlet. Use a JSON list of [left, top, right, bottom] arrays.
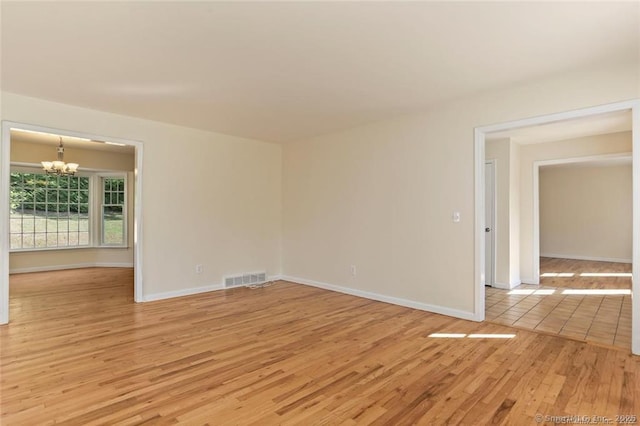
[[350, 265, 357, 276], [195, 264, 203, 274]]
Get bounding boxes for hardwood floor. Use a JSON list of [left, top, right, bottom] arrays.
[[2, 268, 639, 425], [486, 258, 632, 349], [539, 257, 631, 290]]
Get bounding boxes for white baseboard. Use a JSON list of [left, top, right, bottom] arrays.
[[10, 262, 134, 274], [281, 275, 476, 321], [143, 283, 225, 302], [143, 274, 283, 303], [541, 253, 632, 264], [492, 282, 512, 290], [520, 277, 538, 285], [491, 279, 521, 290]]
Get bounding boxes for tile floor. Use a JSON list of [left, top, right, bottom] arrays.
[[485, 258, 632, 349]]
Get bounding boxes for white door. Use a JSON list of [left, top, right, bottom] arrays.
[[485, 161, 495, 286]]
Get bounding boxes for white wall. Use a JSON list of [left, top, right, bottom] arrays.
[[519, 131, 632, 282], [540, 163, 632, 262], [1, 92, 283, 298], [283, 61, 638, 317]]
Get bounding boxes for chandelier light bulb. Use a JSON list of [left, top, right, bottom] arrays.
[[42, 137, 80, 176]]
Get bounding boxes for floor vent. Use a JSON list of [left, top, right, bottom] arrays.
[[224, 272, 267, 288]]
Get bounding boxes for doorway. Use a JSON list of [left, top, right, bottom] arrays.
[[474, 100, 640, 355], [0, 121, 144, 324], [533, 153, 632, 284]]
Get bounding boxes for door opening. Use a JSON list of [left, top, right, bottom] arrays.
[[0, 121, 144, 325], [474, 99, 640, 355]]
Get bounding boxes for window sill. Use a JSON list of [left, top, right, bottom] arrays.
[[10, 245, 129, 253]]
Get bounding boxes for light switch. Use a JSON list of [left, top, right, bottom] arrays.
[[452, 211, 461, 223]]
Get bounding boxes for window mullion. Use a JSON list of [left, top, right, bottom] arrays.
[[9, 167, 91, 251]]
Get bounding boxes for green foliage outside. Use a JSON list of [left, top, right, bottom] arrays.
[[10, 172, 126, 249], [10, 173, 90, 213], [102, 177, 125, 245]]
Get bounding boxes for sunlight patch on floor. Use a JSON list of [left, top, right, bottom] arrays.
[[561, 289, 631, 295], [580, 273, 632, 277], [428, 333, 466, 338], [540, 273, 575, 277], [468, 333, 516, 339], [428, 333, 516, 339]]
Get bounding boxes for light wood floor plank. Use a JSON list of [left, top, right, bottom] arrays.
[[2, 268, 639, 425]]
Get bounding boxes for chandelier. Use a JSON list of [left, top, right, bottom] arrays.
[[41, 137, 79, 176]]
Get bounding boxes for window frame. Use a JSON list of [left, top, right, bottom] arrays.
[[9, 164, 128, 252], [96, 173, 128, 248]]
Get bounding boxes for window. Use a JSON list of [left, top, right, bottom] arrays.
[[9, 168, 127, 251], [102, 177, 126, 245], [10, 172, 90, 249]]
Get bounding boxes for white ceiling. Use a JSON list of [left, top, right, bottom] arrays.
[[2, 2, 638, 143], [486, 110, 633, 145]]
